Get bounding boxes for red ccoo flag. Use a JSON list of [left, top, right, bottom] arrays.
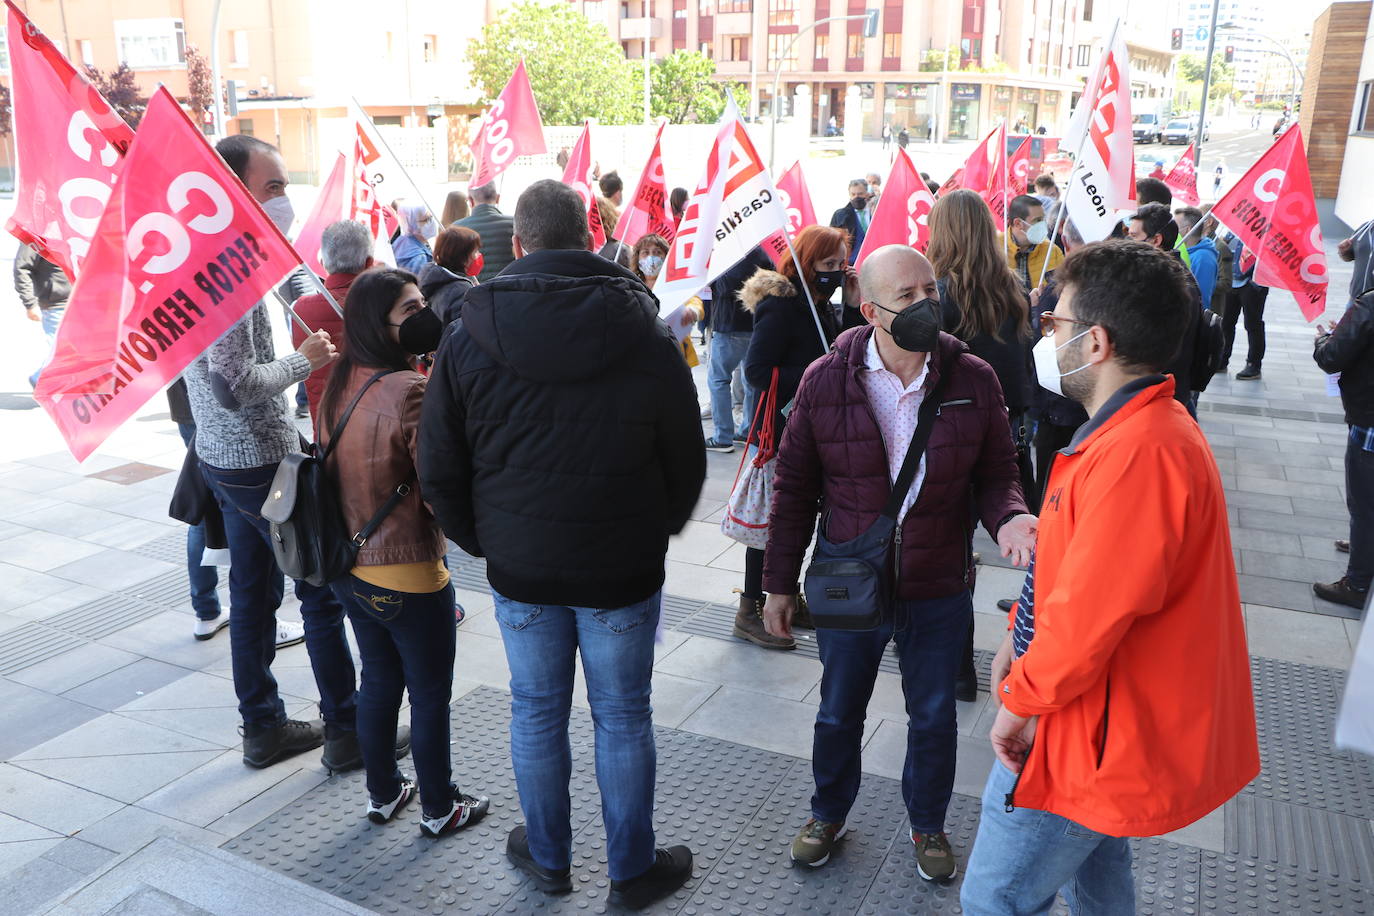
[[1164, 144, 1201, 207], [4, 0, 135, 279], [34, 87, 307, 461], [854, 148, 938, 267], [1213, 126, 1328, 321], [980, 124, 1010, 230], [1008, 137, 1033, 195], [614, 122, 676, 246], [763, 160, 819, 265], [561, 120, 606, 250], [292, 152, 349, 277], [938, 167, 965, 197], [470, 59, 547, 189], [961, 124, 1001, 196]]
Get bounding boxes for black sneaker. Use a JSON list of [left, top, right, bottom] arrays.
[[241, 718, 324, 769], [1235, 364, 1261, 380], [321, 724, 413, 774], [608, 845, 694, 911], [1313, 577, 1370, 610], [704, 437, 735, 453], [1336, 539, 1351, 554], [954, 675, 978, 703], [506, 825, 573, 894], [419, 787, 489, 838], [996, 597, 1016, 612]]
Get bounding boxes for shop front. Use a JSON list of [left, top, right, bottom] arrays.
[[948, 83, 981, 140], [990, 85, 1014, 131], [882, 82, 936, 142]]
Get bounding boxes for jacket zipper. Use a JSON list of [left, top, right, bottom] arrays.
[[1097, 677, 1112, 768], [1004, 766, 1024, 813]]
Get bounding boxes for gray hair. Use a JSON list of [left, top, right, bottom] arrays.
[[320, 220, 373, 274], [848, 179, 869, 193], [514, 179, 590, 253], [1062, 217, 1084, 250], [469, 181, 499, 204]]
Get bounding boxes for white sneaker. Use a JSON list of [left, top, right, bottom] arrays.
[[700, 404, 712, 420], [275, 619, 306, 649], [193, 611, 230, 641]]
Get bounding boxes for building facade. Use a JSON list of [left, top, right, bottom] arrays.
[[0, 0, 494, 183], [574, 0, 1090, 142]]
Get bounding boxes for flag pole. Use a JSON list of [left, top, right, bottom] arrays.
[[780, 229, 830, 352], [350, 96, 442, 225], [272, 288, 319, 338]]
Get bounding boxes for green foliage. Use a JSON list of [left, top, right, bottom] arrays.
[[1173, 52, 1234, 103], [467, 1, 639, 125], [650, 50, 741, 123], [918, 48, 960, 72], [83, 63, 145, 129]]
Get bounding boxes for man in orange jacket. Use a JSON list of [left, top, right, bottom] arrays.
[[961, 240, 1259, 915]]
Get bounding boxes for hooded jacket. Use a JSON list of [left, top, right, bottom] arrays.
[[740, 269, 840, 439], [1185, 236, 1219, 307], [418, 262, 476, 325], [763, 325, 1027, 601], [1000, 376, 1259, 837], [418, 248, 706, 609]]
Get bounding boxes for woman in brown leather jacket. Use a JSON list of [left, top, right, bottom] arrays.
[[317, 268, 489, 838]]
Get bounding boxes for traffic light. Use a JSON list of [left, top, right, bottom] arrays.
[[862, 9, 879, 38], [1171, 28, 1183, 51], [1224, 45, 1234, 63]]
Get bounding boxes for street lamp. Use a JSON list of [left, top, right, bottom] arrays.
[[768, 9, 878, 171], [1217, 22, 1304, 118]]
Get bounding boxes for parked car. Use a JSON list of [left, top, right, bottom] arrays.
[[1132, 112, 1163, 144]]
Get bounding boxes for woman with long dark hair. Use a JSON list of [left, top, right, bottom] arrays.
[[317, 268, 488, 838], [926, 190, 1035, 701], [732, 225, 856, 650]]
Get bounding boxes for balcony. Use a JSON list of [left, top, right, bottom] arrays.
[[619, 17, 664, 40]]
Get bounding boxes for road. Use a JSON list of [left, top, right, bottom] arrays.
[[1132, 123, 1279, 204]]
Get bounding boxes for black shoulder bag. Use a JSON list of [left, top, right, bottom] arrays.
[[803, 370, 950, 630], [260, 370, 413, 587]]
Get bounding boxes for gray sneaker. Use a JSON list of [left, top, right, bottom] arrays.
[[790, 818, 846, 867], [911, 829, 957, 882]]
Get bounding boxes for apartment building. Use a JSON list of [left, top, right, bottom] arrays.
[[1, 0, 492, 182], [576, 0, 1088, 142]]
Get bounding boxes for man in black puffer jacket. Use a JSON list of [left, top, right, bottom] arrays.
[[419, 179, 704, 910]]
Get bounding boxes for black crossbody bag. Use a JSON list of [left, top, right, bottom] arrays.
[[803, 371, 949, 630], [261, 370, 413, 587]]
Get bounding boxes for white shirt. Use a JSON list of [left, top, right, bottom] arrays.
[[859, 331, 930, 523]]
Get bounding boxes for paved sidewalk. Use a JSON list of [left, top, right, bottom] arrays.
[[0, 246, 1368, 913]]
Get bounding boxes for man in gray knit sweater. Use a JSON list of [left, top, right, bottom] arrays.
[[186, 135, 372, 769]]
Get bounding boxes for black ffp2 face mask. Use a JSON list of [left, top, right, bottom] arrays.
[[395, 307, 443, 355], [814, 269, 845, 300], [872, 297, 941, 352]]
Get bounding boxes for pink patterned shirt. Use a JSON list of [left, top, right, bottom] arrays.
[[860, 331, 930, 523]]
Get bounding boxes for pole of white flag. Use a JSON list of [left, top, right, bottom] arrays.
[[781, 230, 830, 352], [1000, 122, 1009, 242], [272, 287, 318, 338], [350, 96, 441, 224], [209, 0, 224, 138], [1035, 17, 1123, 289]]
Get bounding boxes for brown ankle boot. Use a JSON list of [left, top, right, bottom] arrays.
[[793, 592, 815, 630], [733, 595, 795, 649]]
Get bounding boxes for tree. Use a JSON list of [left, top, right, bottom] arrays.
[[650, 50, 742, 124], [84, 63, 145, 129], [918, 48, 961, 72], [185, 45, 214, 128], [1173, 52, 1234, 106], [468, 1, 639, 125]]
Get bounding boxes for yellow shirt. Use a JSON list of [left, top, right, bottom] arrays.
[[351, 558, 450, 594]]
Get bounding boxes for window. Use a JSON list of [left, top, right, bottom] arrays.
[[237, 119, 254, 137], [883, 32, 900, 58], [718, 0, 752, 10], [699, 0, 715, 12], [847, 33, 864, 58], [768, 33, 797, 69], [423, 34, 437, 63], [585, 0, 607, 17], [1083, 0, 1093, 20], [725, 36, 749, 60], [768, 0, 796, 26], [231, 30, 249, 66], [0, 27, 8, 72], [78, 39, 95, 68], [1358, 82, 1374, 134], [815, 32, 829, 58], [114, 18, 186, 69], [1076, 43, 1090, 66]]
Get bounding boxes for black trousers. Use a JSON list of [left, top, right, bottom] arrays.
[[1222, 284, 1270, 368]]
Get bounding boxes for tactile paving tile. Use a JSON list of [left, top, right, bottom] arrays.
[[1131, 838, 1204, 913], [130, 530, 188, 565], [1198, 851, 1374, 915], [0, 622, 86, 675], [123, 569, 204, 608], [856, 792, 981, 915], [1228, 794, 1374, 884], [1244, 743, 1374, 821], [44, 592, 171, 639]]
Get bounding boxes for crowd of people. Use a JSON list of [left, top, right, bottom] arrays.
[[16, 130, 1372, 912]]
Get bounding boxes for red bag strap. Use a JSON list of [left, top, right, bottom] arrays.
[[728, 368, 781, 487]]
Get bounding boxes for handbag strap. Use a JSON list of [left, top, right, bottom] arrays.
[[351, 470, 416, 548], [880, 367, 950, 520], [318, 370, 399, 463]]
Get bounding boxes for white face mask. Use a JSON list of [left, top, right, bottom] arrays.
[[1025, 220, 1050, 246], [419, 217, 437, 240], [262, 195, 295, 234], [639, 254, 664, 277], [1033, 327, 1092, 398]]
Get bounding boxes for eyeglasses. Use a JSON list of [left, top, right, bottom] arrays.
[[1039, 314, 1094, 338]]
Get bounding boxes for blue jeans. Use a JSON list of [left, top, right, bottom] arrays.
[[28, 304, 65, 387], [493, 589, 660, 882], [333, 575, 459, 817], [961, 761, 1134, 915], [812, 591, 971, 833], [708, 330, 757, 442], [201, 461, 356, 732], [177, 423, 221, 620]]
